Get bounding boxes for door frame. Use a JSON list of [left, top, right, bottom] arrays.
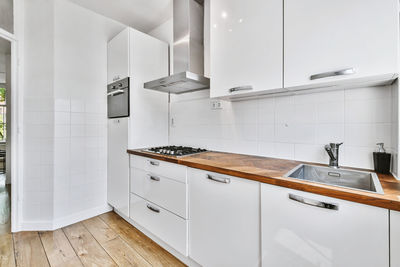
[[0, 0, 23, 232]]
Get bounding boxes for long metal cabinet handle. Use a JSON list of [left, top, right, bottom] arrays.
[[148, 175, 160, 181], [310, 68, 355, 80], [107, 89, 124, 96], [207, 174, 230, 184], [288, 193, 338, 210], [146, 204, 160, 213], [229, 85, 253, 93], [149, 160, 159, 166]]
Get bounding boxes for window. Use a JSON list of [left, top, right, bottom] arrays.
[[0, 87, 6, 142]]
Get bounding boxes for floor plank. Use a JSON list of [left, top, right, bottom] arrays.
[[13, 232, 50, 267], [39, 229, 83, 267], [0, 233, 15, 267], [100, 212, 186, 267], [63, 222, 117, 267], [83, 217, 151, 267]]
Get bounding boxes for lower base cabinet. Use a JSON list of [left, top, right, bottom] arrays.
[[261, 183, 389, 267], [188, 168, 260, 267], [391, 210, 400, 267], [130, 193, 188, 255]]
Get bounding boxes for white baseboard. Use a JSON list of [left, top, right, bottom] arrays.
[[19, 204, 113, 231], [19, 221, 54, 231], [53, 204, 113, 230]]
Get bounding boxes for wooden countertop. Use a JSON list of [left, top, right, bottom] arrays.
[[127, 149, 400, 211]]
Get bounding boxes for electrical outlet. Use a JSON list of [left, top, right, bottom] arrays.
[[210, 100, 222, 110]]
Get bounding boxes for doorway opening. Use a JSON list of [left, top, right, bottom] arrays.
[[0, 36, 11, 235]]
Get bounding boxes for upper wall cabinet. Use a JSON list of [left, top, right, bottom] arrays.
[[284, 0, 399, 90], [210, 0, 284, 99], [107, 28, 130, 84]]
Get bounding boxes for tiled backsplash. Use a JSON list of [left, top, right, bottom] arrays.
[[170, 85, 396, 170]]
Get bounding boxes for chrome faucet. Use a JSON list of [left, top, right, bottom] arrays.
[[324, 143, 343, 168]]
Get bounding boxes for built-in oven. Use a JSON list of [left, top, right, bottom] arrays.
[[107, 77, 129, 118]]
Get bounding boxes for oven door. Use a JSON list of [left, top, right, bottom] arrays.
[[108, 87, 129, 118]]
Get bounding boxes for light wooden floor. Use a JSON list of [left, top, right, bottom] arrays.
[[0, 212, 186, 267]]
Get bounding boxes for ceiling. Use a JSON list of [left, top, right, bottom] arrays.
[[69, 0, 172, 33]]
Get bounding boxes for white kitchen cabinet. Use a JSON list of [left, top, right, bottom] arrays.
[[391, 210, 400, 267], [107, 28, 130, 84], [210, 0, 284, 99], [284, 0, 399, 90], [188, 168, 260, 267], [130, 193, 188, 256], [261, 183, 389, 267], [130, 167, 188, 219]]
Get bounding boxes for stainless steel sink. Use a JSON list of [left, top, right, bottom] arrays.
[[284, 164, 384, 194]]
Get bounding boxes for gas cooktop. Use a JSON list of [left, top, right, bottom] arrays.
[[144, 146, 207, 157]]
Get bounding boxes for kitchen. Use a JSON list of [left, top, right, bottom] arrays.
[[0, 0, 399, 266]]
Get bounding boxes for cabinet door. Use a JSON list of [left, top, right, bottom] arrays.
[[107, 28, 130, 84], [210, 0, 283, 98], [261, 183, 389, 267], [284, 0, 398, 89], [188, 168, 260, 267], [391, 210, 400, 267]]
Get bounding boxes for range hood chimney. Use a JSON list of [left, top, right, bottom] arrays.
[[144, 0, 210, 94]]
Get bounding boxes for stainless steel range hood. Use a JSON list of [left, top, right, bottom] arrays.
[[144, 0, 210, 94]]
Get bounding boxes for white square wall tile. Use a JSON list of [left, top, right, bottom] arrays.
[[55, 98, 70, 112], [343, 146, 375, 169], [315, 124, 345, 145], [258, 124, 275, 142], [293, 124, 315, 144], [275, 95, 295, 124], [294, 144, 328, 164], [316, 101, 345, 124], [274, 143, 295, 159], [345, 99, 391, 124], [345, 123, 391, 147], [258, 97, 275, 124], [345, 86, 391, 101]]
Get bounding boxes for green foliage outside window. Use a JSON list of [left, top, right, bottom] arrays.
[[0, 87, 6, 141]]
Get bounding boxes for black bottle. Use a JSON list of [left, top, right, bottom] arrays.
[[373, 143, 391, 174]]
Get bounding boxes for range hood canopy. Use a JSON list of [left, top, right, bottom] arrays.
[[144, 0, 210, 94]]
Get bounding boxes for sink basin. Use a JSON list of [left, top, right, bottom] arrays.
[[284, 164, 384, 194]]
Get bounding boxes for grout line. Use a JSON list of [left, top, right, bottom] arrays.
[[37, 232, 52, 267]]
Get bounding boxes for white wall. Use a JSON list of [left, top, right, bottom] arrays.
[[170, 86, 394, 170], [148, 18, 173, 74], [53, 0, 124, 225], [22, 0, 125, 229], [23, 0, 55, 226]]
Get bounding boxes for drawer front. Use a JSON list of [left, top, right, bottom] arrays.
[[130, 193, 188, 256], [131, 156, 187, 183], [261, 183, 389, 267], [131, 168, 188, 218]]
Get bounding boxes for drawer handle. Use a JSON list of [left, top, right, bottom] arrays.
[[146, 204, 160, 213], [310, 68, 355, 80], [148, 175, 160, 181], [229, 85, 253, 93], [149, 160, 159, 166], [207, 174, 230, 184], [289, 193, 338, 210]]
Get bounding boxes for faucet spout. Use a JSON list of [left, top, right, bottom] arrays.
[[325, 143, 343, 168], [324, 145, 337, 161]]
